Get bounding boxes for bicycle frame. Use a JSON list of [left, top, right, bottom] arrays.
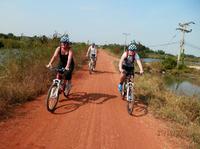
[[121, 73, 135, 115], [50, 79, 61, 98], [46, 68, 71, 112], [88, 56, 96, 74], [123, 75, 134, 99]]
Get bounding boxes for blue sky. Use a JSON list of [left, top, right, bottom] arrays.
[[0, 0, 200, 56]]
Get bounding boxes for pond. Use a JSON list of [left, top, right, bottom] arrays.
[[142, 58, 161, 63], [163, 75, 200, 99]]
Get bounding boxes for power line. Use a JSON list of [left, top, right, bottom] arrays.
[[169, 33, 177, 42], [185, 42, 200, 50], [148, 41, 178, 47]]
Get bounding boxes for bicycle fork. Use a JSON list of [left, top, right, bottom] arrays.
[[126, 82, 134, 101], [50, 79, 61, 98]]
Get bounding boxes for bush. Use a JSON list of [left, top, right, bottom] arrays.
[[0, 41, 4, 48], [178, 64, 187, 70], [162, 57, 177, 69]]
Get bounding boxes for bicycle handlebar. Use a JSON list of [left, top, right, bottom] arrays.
[[123, 70, 143, 76], [47, 67, 68, 73], [134, 71, 143, 75]]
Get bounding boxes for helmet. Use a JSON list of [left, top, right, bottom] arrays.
[[128, 43, 137, 51], [60, 34, 70, 44]]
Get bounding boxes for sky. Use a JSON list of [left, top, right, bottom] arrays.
[[0, 0, 200, 56]]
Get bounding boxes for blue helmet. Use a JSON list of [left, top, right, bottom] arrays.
[[128, 43, 137, 51], [60, 34, 70, 44]]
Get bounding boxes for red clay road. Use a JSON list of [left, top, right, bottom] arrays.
[[0, 50, 172, 149]]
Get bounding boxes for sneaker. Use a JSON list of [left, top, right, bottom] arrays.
[[118, 84, 122, 92], [128, 95, 132, 101]]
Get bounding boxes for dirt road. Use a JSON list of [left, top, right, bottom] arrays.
[[0, 50, 171, 149]]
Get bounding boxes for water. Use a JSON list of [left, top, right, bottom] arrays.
[[164, 76, 200, 99], [142, 58, 161, 63]]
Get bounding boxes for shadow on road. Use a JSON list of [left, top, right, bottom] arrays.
[[131, 94, 149, 117], [81, 68, 116, 75], [53, 92, 117, 115], [93, 70, 116, 74]]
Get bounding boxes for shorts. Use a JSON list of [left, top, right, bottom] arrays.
[[90, 54, 96, 61], [57, 64, 74, 80], [122, 65, 134, 76]]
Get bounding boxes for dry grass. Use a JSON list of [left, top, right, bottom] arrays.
[[135, 74, 200, 145], [0, 43, 88, 117]]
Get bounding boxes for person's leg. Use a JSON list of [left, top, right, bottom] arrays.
[[120, 72, 126, 84], [94, 56, 97, 68], [118, 72, 126, 92], [93, 57, 96, 70], [64, 66, 74, 91]]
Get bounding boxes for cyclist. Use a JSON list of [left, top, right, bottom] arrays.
[[118, 42, 144, 93], [86, 43, 98, 70], [46, 34, 75, 93]]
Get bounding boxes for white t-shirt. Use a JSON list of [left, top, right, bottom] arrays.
[[89, 45, 97, 56]]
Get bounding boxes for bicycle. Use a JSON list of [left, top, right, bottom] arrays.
[[88, 54, 96, 74], [121, 71, 140, 115], [46, 67, 71, 112]]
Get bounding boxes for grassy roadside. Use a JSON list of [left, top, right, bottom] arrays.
[[0, 40, 88, 118], [108, 48, 200, 147], [135, 74, 200, 146]]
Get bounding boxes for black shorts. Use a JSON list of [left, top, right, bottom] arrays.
[[122, 65, 134, 76], [90, 55, 96, 62], [57, 64, 74, 80]]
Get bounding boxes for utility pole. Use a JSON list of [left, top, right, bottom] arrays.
[[122, 33, 130, 51], [176, 21, 195, 67]]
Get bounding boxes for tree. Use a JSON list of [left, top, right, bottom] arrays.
[[0, 41, 4, 48], [157, 50, 165, 55]]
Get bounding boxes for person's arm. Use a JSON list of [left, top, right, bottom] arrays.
[[46, 47, 60, 68], [96, 47, 98, 55], [65, 49, 73, 70], [135, 53, 144, 74], [119, 52, 126, 72], [86, 46, 91, 57]]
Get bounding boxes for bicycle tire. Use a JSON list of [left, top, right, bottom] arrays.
[[121, 82, 126, 99], [89, 61, 93, 74], [63, 86, 71, 98], [126, 86, 134, 115], [46, 84, 59, 112]]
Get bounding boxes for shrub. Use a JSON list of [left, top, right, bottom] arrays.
[[162, 57, 177, 69], [0, 41, 4, 48]]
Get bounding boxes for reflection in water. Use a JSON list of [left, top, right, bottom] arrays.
[[142, 58, 161, 63], [164, 76, 200, 98]]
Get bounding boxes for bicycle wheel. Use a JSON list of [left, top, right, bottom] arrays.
[[89, 61, 93, 74], [63, 84, 71, 98], [121, 82, 126, 99], [46, 84, 60, 112], [126, 86, 134, 115]]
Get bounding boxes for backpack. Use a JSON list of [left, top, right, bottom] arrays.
[[125, 50, 136, 62]]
